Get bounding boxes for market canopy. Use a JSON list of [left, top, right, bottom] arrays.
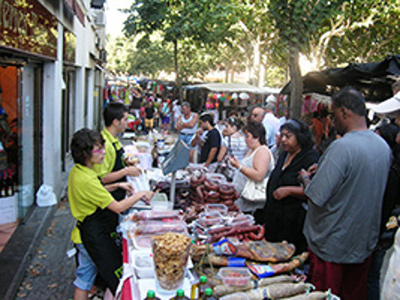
[[281, 55, 400, 102], [184, 82, 280, 94]]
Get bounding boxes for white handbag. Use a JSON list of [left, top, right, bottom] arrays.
[[240, 146, 273, 202], [241, 177, 268, 202]]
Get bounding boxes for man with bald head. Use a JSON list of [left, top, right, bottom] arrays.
[[251, 106, 265, 123], [251, 104, 280, 148]]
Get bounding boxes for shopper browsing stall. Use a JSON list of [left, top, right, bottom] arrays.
[[217, 116, 247, 162], [69, 129, 153, 298], [193, 113, 221, 168], [300, 87, 391, 299], [229, 122, 273, 214], [254, 119, 319, 254]]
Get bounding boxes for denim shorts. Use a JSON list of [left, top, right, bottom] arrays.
[[178, 133, 195, 149], [74, 243, 97, 291]]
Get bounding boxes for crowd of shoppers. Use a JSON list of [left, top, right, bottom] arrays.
[[68, 82, 400, 300]]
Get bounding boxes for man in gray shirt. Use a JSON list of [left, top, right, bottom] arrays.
[[300, 86, 392, 300]]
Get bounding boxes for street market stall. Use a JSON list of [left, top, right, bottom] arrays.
[[183, 83, 282, 120], [111, 134, 339, 300]]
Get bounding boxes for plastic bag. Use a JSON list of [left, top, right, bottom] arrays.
[[127, 171, 150, 192], [36, 184, 57, 207]]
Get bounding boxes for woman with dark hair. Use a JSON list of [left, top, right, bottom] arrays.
[[254, 118, 319, 254], [68, 128, 153, 298], [217, 116, 247, 162], [229, 122, 273, 214]]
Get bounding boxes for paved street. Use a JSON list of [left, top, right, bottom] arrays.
[[15, 199, 76, 300]]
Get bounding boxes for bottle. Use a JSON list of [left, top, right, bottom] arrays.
[[201, 288, 217, 300], [1, 170, 7, 197], [191, 276, 211, 299], [170, 289, 190, 300], [144, 290, 161, 300], [7, 168, 14, 196]]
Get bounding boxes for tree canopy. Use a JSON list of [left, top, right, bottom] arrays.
[[106, 0, 400, 114]]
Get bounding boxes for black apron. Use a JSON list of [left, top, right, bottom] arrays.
[[110, 143, 127, 201], [78, 208, 122, 295]]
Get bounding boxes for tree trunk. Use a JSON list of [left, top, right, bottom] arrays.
[[173, 39, 181, 90], [225, 63, 231, 83], [252, 35, 261, 87], [288, 45, 303, 119]]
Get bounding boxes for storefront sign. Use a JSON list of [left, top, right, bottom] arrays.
[[0, 0, 58, 60], [63, 28, 76, 64]]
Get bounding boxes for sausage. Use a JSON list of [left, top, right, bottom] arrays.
[[190, 174, 206, 186], [219, 184, 235, 195], [220, 193, 235, 200], [208, 226, 232, 235], [206, 197, 220, 204], [207, 191, 220, 199], [204, 180, 219, 191], [196, 185, 205, 201], [224, 200, 234, 206], [236, 225, 260, 234], [212, 228, 237, 241], [248, 225, 265, 240]]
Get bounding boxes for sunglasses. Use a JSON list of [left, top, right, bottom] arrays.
[[252, 114, 258, 117], [91, 146, 105, 153]]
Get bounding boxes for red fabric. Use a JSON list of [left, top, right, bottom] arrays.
[[122, 238, 128, 264], [121, 238, 132, 300], [308, 250, 372, 300]]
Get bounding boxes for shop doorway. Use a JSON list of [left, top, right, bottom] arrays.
[[0, 64, 43, 250]]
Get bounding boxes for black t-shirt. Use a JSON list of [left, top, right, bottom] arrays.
[[200, 128, 221, 164], [145, 107, 154, 119], [131, 97, 141, 109]]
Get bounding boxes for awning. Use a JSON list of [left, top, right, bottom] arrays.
[[184, 83, 280, 94], [281, 55, 400, 102]]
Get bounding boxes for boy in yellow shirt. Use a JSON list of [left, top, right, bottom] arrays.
[[69, 128, 153, 299]]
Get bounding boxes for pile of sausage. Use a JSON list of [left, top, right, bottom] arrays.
[[207, 224, 265, 242], [189, 173, 239, 211]]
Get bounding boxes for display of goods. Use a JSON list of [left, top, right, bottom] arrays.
[[207, 224, 264, 242], [198, 211, 223, 227], [236, 240, 296, 262], [205, 204, 228, 215], [248, 251, 309, 278], [187, 164, 208, 175], [133, 250, 154, 278], [133, 221, 187, 236], [243, 282, 310, 300], [213, 274, 294, 297], [152, 232, 192, 290], [228, 215, 255, 227], [218, 267, 252, 287], [130, 210, 182, 221], [190, 240, 296, 263]]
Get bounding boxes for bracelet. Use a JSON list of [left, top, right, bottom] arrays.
[[238, 165, 244, 172]]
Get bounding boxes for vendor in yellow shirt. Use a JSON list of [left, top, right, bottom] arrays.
[[93, 102, 142, 201], [69, 128, 153, 299]]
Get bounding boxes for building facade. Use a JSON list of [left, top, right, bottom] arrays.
[[0, 0, 106, 240]]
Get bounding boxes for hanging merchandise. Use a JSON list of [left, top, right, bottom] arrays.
[[0, 142, 7, 171], [239, 92, 249, 100]]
